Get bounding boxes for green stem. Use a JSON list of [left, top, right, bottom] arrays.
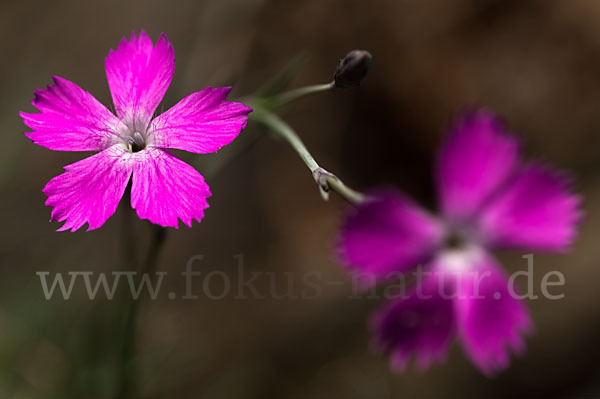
[[253, 111, 319, 171], [324, 174, 365, 205], [117, 224, 166, 398], [251, 109, 365, 205], [121, 201, 137, 268], [269, 82, 333, 108]]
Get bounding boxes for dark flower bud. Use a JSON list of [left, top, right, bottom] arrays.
[[333, 50, 372, 88]]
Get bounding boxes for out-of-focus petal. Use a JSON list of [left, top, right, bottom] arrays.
[[370, 270, 455, 372], [436, 109, 520, 225], [130, 148, 211, 228], [148, 87, 252, 154], [43, 145, 133, 231], [20, 76, 124, 151], [477, 163, 582, 252], [105, 30, 174, 129], [338, 188, 445, 285], [451, 251, 533, 377]]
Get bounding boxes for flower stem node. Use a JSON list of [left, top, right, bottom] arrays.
[[312, 167, 336, 200], [333, 50, 373, 89]]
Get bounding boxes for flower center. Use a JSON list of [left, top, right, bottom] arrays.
[[123, 131, 146, 153], [445, 231, 465, 249], [443, 224, 479, 252]]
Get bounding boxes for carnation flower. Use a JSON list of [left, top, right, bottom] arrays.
[[338, 109, 581, 376], [21, 31, 252, 231]]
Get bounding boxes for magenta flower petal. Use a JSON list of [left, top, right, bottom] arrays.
[[43, 145, 133, 232], [24, 31, 251, 231], [338, 188, 445, 282], [105, 30, 175, 129], [477, 163, 582, 252], [436, 109, 520, 225], [453, 252, 533, 377], [371, 271, 455, 372], [130, 148, 211, 228], [148, 87, 252, 154], [20, 76, 124, 151]]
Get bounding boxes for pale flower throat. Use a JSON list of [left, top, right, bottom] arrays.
[[123, 131, 147, 153]]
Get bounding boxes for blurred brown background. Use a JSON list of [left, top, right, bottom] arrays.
[[1, 0, 600, 397]]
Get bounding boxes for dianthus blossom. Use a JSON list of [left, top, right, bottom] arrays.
[[339, 109, 581, 375], [21, 31, 251, 231]]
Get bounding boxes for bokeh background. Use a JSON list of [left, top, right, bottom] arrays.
[[1, 0, 600, 397]]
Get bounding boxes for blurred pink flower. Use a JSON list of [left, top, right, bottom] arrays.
[[339, 109, 582, 376], [21, 30, 251, 231]]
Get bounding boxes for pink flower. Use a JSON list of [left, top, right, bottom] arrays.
[[21, 31, 252, 231], [338, 109, 582, 376]]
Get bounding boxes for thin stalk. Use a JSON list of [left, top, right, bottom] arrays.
[[253, 111, 319, 171], [325, 174, 365, 205], [121, 188, 137, 268], [252, 109, 365, 205], [117, 224, 166, 398], [200, 82, 332, 178], [269, 82, 333, 108]]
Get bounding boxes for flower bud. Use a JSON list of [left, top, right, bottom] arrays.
[[333, 50, 372, 88]]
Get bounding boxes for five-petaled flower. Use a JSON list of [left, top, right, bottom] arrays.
[[21, 30, 252, 231], [339, 109, 582, 376]]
